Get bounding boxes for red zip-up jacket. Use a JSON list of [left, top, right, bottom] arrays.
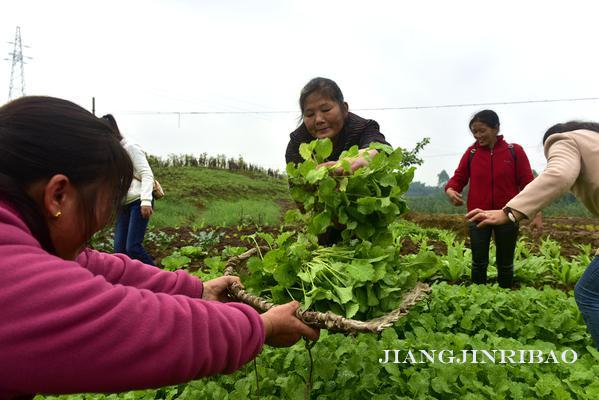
[[445, 135, 534, 211]]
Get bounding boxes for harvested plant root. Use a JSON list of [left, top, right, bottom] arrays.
[[225, 247, 431, 333]]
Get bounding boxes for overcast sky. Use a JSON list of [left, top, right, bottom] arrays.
[[3, 0, 599, 185]]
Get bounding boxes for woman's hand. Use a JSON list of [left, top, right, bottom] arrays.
[[445, 188, 463, 206], [260, 301, 320, 347], [529, 212, 544, 237], [317, 160, 348, 175], [318, 149, 377, 175], [318, 160, 339, 170], [465, 208, 508, 227], [202, 276, 242, 302], [140, 205, 153, 219]]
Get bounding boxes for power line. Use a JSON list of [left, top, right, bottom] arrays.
[[423, 144, 543, 159], [118, 96, 599, 115], [137, 89, 278, 122], [119, 110, 295, 115], [356, 97, 599, 111]]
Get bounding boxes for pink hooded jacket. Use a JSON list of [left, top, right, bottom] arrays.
[[0, 200, 264, 399]]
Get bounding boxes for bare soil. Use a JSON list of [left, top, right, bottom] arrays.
[[143, 212, 597, 266], [404, 212, 598, 258]]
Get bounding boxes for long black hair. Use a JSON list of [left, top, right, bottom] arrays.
[[543, 120, 599, 144], [0, 96, 133, 253]]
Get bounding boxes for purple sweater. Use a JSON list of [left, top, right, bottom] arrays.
[[0, 201, 264, 399]]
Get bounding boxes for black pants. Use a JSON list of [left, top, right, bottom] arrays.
[[468, 221, 519, 288]]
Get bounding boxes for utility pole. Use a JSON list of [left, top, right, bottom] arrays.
[[5, 26, 31, 101]]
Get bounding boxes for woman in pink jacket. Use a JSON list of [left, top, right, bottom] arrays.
[[0, 96, 318, 399]]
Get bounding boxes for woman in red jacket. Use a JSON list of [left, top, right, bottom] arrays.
[[444, 110, 542, 288]]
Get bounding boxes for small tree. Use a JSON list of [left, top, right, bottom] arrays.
[[437, 169, 449, 188]]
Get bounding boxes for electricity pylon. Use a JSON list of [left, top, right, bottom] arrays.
[[5, 26, 30, 100]]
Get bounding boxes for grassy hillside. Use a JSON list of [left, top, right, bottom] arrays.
[[144, 164, 591, 230], [150, 166, 292, 228]]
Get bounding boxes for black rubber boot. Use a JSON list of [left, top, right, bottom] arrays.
[[471, 264, 488, 284], [497, 264, 514, 288]]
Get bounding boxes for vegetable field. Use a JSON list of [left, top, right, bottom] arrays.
[[41, 142, 598, 400], [56, 218, 599, 399]]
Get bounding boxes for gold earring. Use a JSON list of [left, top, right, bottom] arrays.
[[53, 211, 62, 218]]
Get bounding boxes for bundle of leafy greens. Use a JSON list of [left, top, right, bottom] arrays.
[[243, 139, 420, 319], [285, 139, 414, 243]]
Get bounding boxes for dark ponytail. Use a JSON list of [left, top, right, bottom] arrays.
[[101, 113, 124, 140], [543, 120, 599, 144]]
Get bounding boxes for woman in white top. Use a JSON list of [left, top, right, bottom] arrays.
[[103, 114, 155, 265]]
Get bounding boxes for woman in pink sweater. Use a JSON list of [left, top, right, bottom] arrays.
[[0, 96, 318, 399]]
